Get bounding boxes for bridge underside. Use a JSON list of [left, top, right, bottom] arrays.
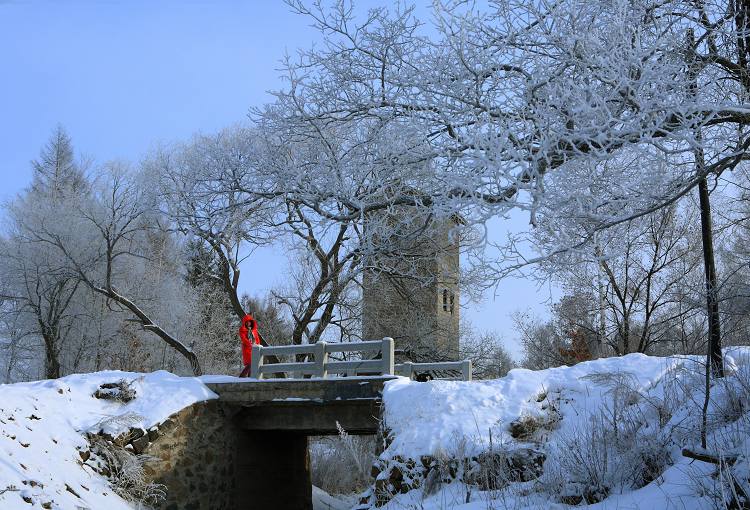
[[201, 377, 393, 510], [237, 399, 380, 435]]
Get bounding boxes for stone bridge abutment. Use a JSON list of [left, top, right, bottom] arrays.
[[142, 378, 388, 510]]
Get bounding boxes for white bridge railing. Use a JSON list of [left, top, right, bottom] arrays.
[[250, 337, 472, 381], [394, 360, 472, 381]]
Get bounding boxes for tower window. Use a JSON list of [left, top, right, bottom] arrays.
[[442, 289, 448, 311], [449, 292, 455, 314]]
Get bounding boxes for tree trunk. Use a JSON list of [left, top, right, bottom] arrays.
[[687, 27, 724, 377], [43, 335, 61, 379], [697, 177, 724, 377], [94, 285, 203, 376], [596, 263, 607, 358]]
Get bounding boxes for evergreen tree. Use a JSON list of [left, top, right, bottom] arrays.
[[30, 125, 87, 199]]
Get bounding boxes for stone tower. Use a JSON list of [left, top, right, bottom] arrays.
[[362, 215, 460, 362]]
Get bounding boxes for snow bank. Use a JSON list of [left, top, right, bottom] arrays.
[[382, 352, 681, 458], [377, 348, 750, 510], [0, 370, 216, 509]]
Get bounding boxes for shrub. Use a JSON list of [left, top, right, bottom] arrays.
[[93, 379, 137, 403], [690, 356, 750, 509], [310, 425, 377, 495], [89, 437, 166, 508], [508, 394, 561, 442], [543, 373, 673, 504]]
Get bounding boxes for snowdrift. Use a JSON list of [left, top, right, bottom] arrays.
[[1, 350, 749, 509], [0, 371, 354, 510], [372, 348, 750, 509], [0, 371, 216, 509]]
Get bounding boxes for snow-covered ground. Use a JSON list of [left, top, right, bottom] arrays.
[[313, 486, 359, 510], [376, 348, 750, 509], [0, 369, 367, 510], [0, 371, 216, 509], [2, 351, 749, 509]]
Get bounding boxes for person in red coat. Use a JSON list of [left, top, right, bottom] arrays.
[[238, 314, 261, 378]]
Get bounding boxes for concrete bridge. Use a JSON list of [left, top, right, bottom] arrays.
[[145, 339, 471, 510], [204, 377, 389, 509]]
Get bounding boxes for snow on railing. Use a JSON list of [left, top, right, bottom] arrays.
[[249, 337, 472, 381]]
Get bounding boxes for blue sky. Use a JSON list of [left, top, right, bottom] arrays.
[[0, 0, 553, 357]]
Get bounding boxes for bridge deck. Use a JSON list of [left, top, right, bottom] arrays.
[[204, 376, 396, 435], [204, 376, 395, 403]]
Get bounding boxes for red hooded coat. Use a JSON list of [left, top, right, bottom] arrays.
[[239, 314, 261, 367]]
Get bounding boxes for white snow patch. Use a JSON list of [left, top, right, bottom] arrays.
[[383, 352, 678, 459], [0, 370, 216, 509], [377, 348, 750, 509], [312, 485, 358, 510]]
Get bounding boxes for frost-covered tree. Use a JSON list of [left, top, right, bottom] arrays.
[[714, 168, 750, 348], [535, 203, 705, 357], [258, 0, 750, 373], [0, 127, 90, 379], [459, 323, 517, 379], [150, 128, 280, 334], [0, 301, 37, 382], [0, 231, 81, 379], [25, 163, 202, 375], [29, 125, 88, 198], [240, 293, 294, 345], [155, 120, 463, 347]]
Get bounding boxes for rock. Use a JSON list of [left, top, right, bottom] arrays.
[[147, 427, 159, 441], [92, 380, 136, 403], [127, 427, 145, 441], [131, 435, 150, 455], [507, 448, 546, 482], [113, 433, 129, 447], [374, 477, 389, 507], [370, 463, 381, 479], [78, 449, 90, 462], [159, 417, 176, 432], [466, 448, 546, 489], [109, 427, 145, 447], [373, 464, 406, 501], [420, 455, 436, 470], [389, 464, 404, 491]]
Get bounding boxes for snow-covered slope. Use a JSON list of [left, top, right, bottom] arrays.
[[377, 348, 750, 509], [0, 371, 216, 509], [2, 351, 749, 510], [383, 352, 682, 459]]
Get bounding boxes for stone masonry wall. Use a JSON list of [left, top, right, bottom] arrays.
[[362, 215, 460, 362], [142, 400, 241, 510]]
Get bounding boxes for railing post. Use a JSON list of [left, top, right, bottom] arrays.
[[251, 344, 264, 379], [382, 337, 395, 376], [461, 359, 472, 381], [403, 361, 414, 380], [315, 341, 328, 378]]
